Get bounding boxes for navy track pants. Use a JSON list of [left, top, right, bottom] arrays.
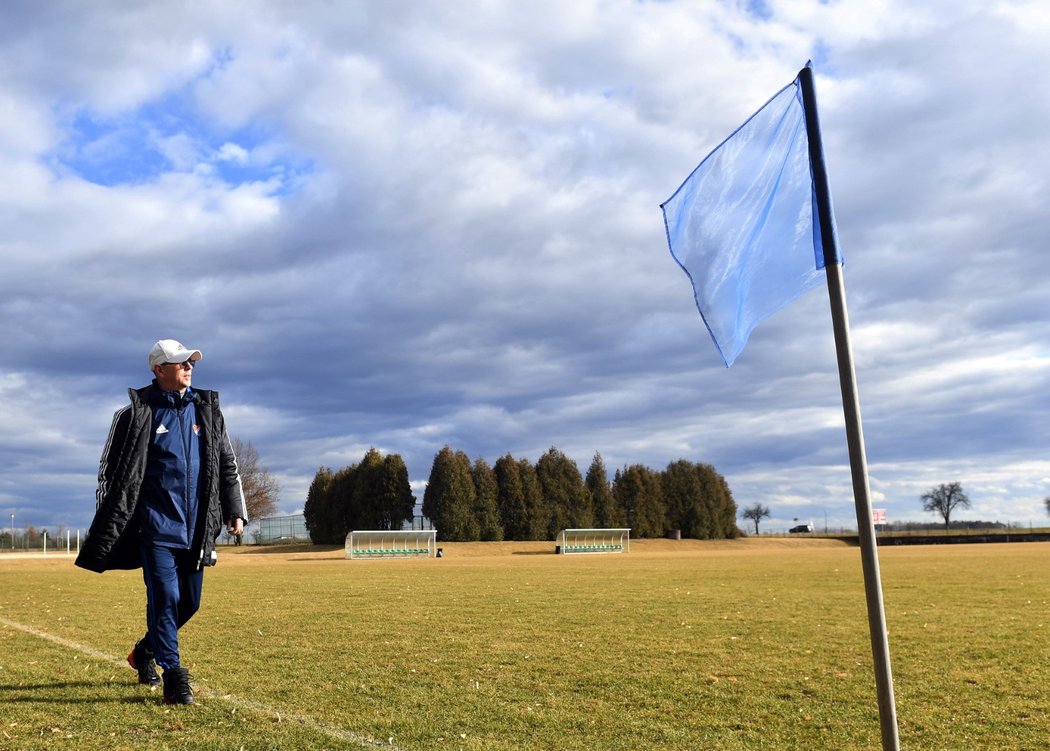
[[140, 544, 204, 669]]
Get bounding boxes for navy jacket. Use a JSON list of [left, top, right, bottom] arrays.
[[76, 382, 247, 573], [139, 387, 202, 548]]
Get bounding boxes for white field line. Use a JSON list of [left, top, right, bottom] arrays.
[[0, 615, 404, 750]]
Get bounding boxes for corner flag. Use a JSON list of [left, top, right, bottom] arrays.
[[661, 69, 841, 367], [661, 64, 902, 751]]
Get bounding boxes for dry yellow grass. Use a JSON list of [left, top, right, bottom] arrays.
[[1, 539, 1046, 750], [218, 535, 851, 563]]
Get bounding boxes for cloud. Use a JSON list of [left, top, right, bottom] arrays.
[[1, 0, 1048, 534]]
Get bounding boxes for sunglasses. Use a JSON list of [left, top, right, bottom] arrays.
[[163, 360, 196, 370]]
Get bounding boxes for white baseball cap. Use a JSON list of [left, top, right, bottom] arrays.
[[148, 339, 203, 369]]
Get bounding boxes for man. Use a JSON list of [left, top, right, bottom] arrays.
[[76, 339, 247, 705]]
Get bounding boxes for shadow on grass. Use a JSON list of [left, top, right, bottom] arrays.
[[0, 680, 153, 704], [226, 543, 347, 561], [233, 544, 341, 555]]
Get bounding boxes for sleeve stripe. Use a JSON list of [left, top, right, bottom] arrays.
[[223, 428, 249, 521], [96, 405, 131, 510]]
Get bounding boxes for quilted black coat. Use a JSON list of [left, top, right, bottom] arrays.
[[75, 384, 247, 573]]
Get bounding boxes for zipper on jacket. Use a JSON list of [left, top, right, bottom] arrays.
[[178, 397, 194, 546]]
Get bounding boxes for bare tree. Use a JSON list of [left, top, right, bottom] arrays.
[[231, 438, 280, 526], [741, 503, 771, 535], [920, 482, 970, 530], [1044, 496, 1049, 518]]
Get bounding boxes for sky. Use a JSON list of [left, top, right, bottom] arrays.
[[2, 0, 1048, 536]]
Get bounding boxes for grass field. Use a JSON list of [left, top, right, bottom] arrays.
[[1, 539, 1047, 750]]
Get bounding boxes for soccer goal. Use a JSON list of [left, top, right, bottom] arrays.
[[345, 530, 437, 559], [557, 528, 631, 554]]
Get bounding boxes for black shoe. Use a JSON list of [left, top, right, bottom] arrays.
[[127, 639, 161, 686], [162, 667, 194, 705]]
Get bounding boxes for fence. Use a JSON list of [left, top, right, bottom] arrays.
[[254, 513, 311, 544], [0, 529, 83, 554]]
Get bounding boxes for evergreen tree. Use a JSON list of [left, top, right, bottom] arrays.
[[311, 448, 735, 544], [613, 464, 666, 538], [639, 465, 667, 537], [518, 457, 549, 540], [352, 447, 387, 529], [471, 457, 504, 541], [303, 466, 335, 544], [586, 452, 622, 528], [662, 459, 705, 537], [346, 448, 416, 531], [305, 450, 418, 542], [380, 452, 417, 530], [697, 463, 738, 539], [705, 470, 739, 541], [329, 463, 358, 541], [422, 446, 450, 534], [658, 460, 737, 540], [494, 454, 529, 540], [536, 447, 592, 538], [423, 446, 479, 541]]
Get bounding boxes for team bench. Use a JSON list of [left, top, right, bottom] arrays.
[[345, 530, 437, 559], [557, 528, 631, 555]]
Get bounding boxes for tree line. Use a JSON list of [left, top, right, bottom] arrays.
[[303, 448, 416, 544], [303, 445, 738, 543]]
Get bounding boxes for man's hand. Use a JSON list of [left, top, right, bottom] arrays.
[[227, 517, 244, 536]]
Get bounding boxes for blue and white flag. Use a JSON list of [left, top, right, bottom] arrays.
[[661, 72, 841, 367]]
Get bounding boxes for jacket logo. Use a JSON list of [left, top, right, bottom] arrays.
[[156, 424, 169, 434], [193, 424, 200, 436]]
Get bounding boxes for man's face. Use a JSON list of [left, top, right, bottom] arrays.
[[154, 360, 194, 393]]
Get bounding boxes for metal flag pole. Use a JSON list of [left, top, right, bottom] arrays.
[[798, 64, 901, 751]]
